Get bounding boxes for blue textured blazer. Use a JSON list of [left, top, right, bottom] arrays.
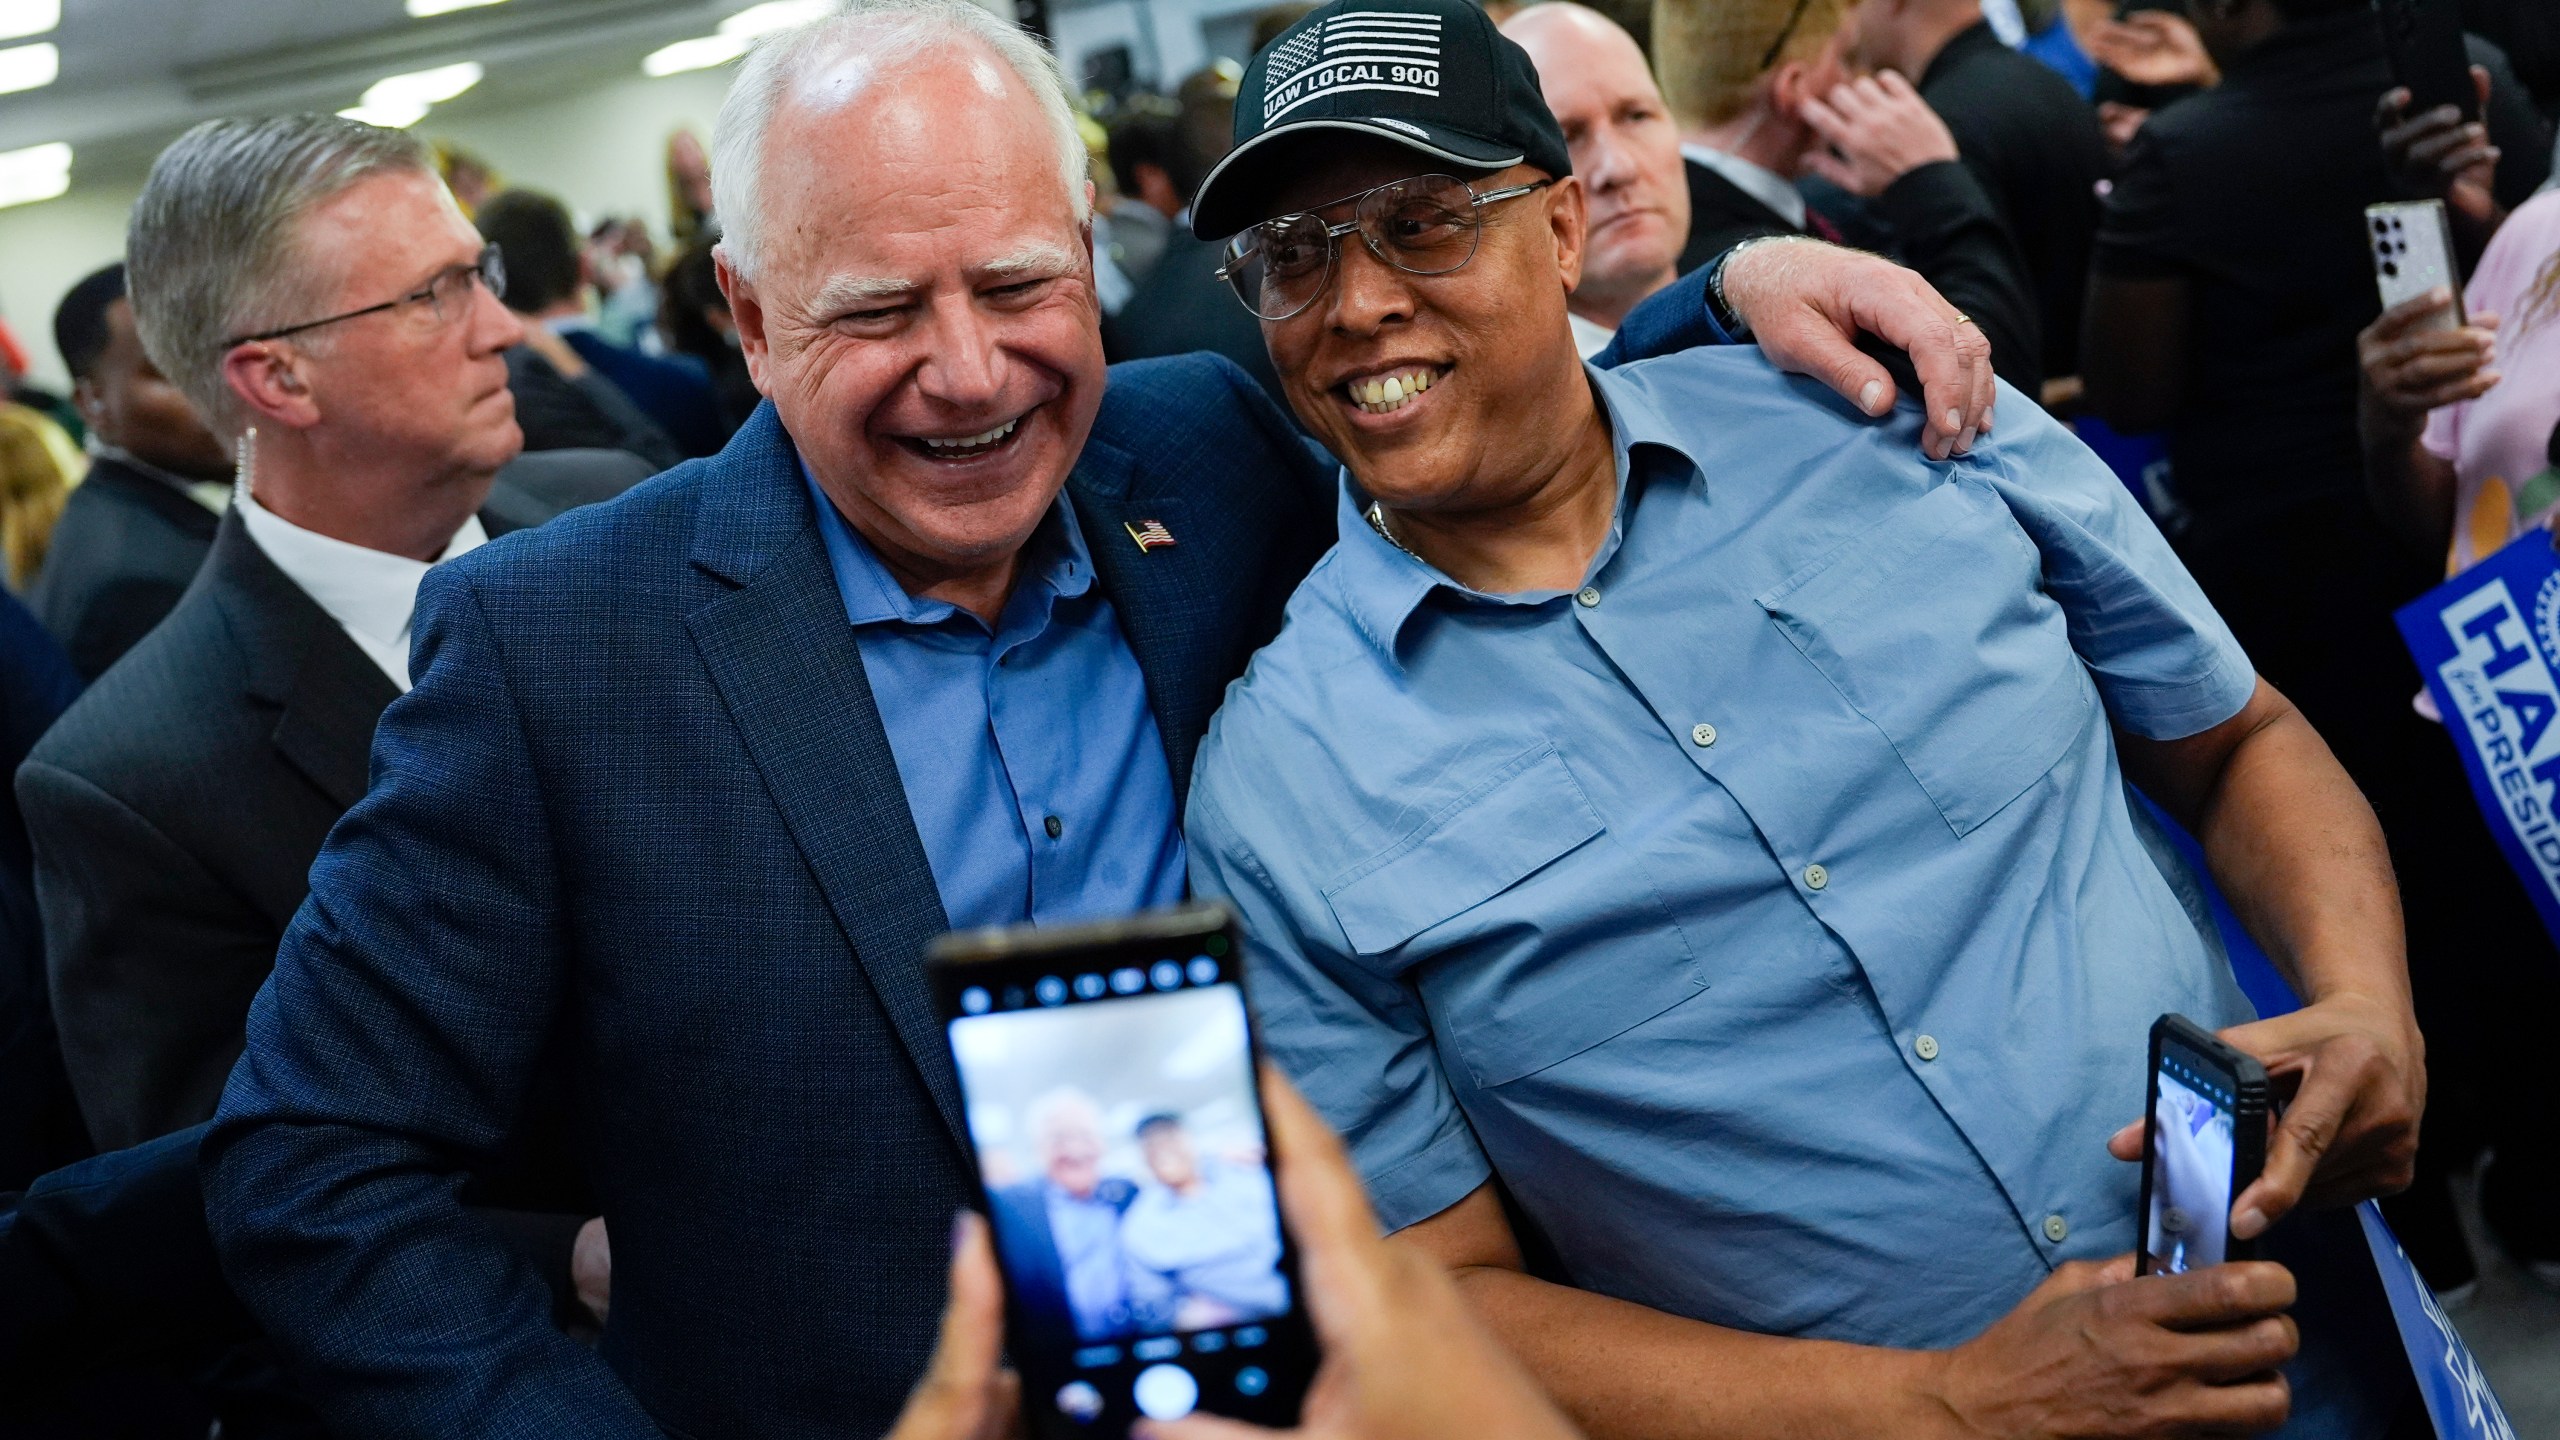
[[201, 353, 1337, 1440]]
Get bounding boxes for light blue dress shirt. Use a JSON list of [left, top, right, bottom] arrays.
[[802, 463, 1186, 928], [1186, 352, 2264, 1352]]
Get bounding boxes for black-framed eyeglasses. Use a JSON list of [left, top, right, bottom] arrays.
[[221, 242, 507, 349], [1216, 173, 1558, 322], [1757, 0, 1817, 72]]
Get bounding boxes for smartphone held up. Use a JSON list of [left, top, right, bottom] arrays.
[[930, 903, 1319, 1440]]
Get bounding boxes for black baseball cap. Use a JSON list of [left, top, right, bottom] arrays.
[[1188, 0, 1573, 240]]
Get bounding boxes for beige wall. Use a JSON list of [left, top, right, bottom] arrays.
[[0, 63, 738, 392]]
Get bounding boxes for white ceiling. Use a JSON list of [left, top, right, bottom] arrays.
[[0, 0, 757, 179]]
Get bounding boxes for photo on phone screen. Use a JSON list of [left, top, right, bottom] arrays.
[[934, 910, 1316, 1437], [2143, 1048, 2238, 1275]]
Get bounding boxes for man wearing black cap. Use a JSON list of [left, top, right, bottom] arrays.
[[1185, 3, 2423, 1437]]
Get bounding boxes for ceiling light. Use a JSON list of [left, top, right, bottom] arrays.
[[718, 0, 836, 37], [363, 60, 485, 107], [339, 98, 432, 128], [642, 33, 750, 77], [0, 141, 70, 209], [0, 39, 56, 95], [0, 0, 58, 44], [405, 0, 507, 15]]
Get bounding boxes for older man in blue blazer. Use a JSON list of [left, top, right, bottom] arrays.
[[196, 2, 1995, 1437]]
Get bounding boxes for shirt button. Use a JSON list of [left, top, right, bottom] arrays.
[[1802, 863, 1829, 891], [1576, 586, 1602, 608], [1690, 722, 1718, 748], [1914, 1034, 1940, 1061], [1044, 815, 1063, 839], [2043, 1213, 2069, 1243]]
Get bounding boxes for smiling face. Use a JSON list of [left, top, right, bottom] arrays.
[[723, 42, 1102, 598], [1256, 142, 1593, 516], [1503, 6, 1688, 324]]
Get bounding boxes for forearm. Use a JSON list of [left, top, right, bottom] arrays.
[[1448, 1265, 1953, 1440], [2357, 397, 2457, 564], [2180, 699, 2408, 1010]]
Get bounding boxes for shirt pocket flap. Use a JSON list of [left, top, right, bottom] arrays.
[[1322, 745, 1605, 957]]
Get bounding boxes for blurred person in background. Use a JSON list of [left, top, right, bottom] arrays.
[[667, 128, 718, 247], [586, 216, 663, 350], [2356, 188, 2560, 1292], [0, 316, 83, 441], [0, 585, 82, 1192], [478, 189, 700, 465], [1102, 97, 1186, 288], [1122, 1111, 1285, 1330], [0, 401, 78, 593], [30, 263, 232, 680], [1502, 3, 1692, 355], [987, 1090, 1144, 1342], [2082, 0, 2542, 1298], [1849, 0, 2109, 400], [1658, 0, 2045, 393], [661, 238, 761, 429], [1109, 65, 1285, 394]]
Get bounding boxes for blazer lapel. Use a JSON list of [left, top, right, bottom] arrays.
[[1071, 437, 1226, 809], [212, 516, 400, 812], [683, 409, 969, 1154]]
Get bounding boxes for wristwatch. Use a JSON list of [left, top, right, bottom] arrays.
[[1705, 234, 1809, 343]]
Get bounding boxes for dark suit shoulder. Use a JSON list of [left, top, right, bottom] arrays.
[[1091, 352, 1325, 493], [439, 453, 711, 605], [24, 578, 253, 796]]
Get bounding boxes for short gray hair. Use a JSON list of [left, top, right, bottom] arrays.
[[126, 114, 432, 436], [710, 0, 1091, 281]]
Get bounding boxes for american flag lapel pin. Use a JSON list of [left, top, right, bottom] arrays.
[[1124, 519, 1177, 553]]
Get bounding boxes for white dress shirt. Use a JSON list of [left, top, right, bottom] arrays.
[[234, 483, 485, 692], [1680, 142, 1809, 231], [1569, 311, 1617, 358]]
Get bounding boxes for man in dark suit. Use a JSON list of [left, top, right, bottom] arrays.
[[0, 589, 82, 1194], [1851, 0, 2111, 388], [198, 8, 1996, 1438], [1658, 0, 2042, 394], [984, 1090, 1146, 1343], [1104, 87, 1286, 396], [28, 263, 232, 680]]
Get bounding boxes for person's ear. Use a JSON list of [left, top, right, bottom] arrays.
[[70, 374, 107, 434], [1547, 174, 1588, 298], [714, 244, 772, 397], [218, 343, 323, 431]]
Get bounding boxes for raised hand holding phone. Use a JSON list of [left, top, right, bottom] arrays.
[[885, 1066, 1580, 1440]]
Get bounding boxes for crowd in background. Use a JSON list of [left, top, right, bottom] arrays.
[[0, 0, 2555, 1433]]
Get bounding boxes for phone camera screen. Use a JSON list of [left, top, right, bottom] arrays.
[[2145, 1048, 2239, 1274], [948, 955, 1303, 1432]]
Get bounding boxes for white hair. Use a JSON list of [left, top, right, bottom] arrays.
[[710, 0, 1092, 280]]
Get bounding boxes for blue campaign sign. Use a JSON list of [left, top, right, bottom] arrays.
[[2356, 1204, 2517, 1439], [2394, 530, 2560, 945]]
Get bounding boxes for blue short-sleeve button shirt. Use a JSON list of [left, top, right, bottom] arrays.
[[1185, 350, 2260, 1350]]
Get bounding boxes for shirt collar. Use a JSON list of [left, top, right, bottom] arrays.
[[1681, 143, 1809, 230], [92, 443, 231, 514], [231, 482, 485, 652], [1329, 363, 1703, 666], [798, 454, 1095, 632]]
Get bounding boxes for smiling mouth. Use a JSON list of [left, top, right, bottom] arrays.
[[899, 411, 1029, 462], [1341, 365, 1443, 416]]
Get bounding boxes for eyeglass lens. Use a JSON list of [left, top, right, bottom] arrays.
[[430, 245, 507, 321], [1225, 175, 1485, 322]]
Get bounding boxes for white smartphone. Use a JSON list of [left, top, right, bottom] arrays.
[[2367, 200, 2466, 329]]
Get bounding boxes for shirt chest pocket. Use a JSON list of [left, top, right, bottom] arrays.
[[1322, 744, 1704, 1089], [1756, 477, 2092, 837]]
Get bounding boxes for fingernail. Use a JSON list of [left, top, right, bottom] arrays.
[[1956, 427, 1977, 455], [1859, 380, 1885, 414], [2232, 1207, 2264, 1240], [1943, 407, 1962, 431], [1981, 405, 1995, 431]]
